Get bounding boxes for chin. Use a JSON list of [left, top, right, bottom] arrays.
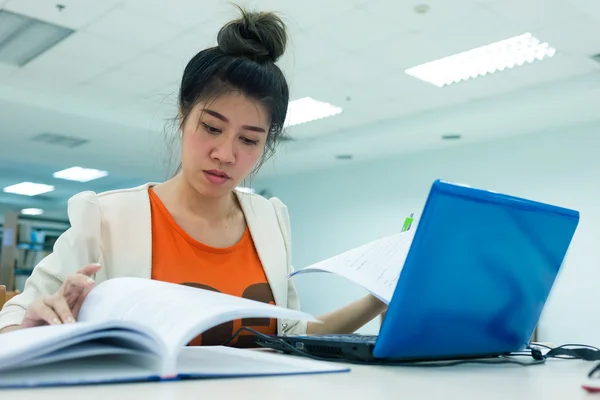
[[195, 177, 237, 199]]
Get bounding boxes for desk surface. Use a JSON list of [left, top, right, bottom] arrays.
[[2, 357, 596, 399]]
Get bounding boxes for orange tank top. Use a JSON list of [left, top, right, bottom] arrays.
[[148, 187, 276, 348]]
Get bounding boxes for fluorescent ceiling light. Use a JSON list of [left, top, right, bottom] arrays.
[[21, 208, 44, 216], [0, 10, 74, 67], [53, 166, 108, 182], [3, 182, 55, 196], [405, 33, 556, 87], [284, 97, 343, 127]]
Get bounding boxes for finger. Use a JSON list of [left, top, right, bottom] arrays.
[[76, 264, 102, 277], [60, 274, 95, 301], [45, 294, 75, 324], [61, 280, 87, 307], [71, 286, 93, 320], [32, 300, 64, 326]]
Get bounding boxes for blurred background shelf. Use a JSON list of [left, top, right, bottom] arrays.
[[0, 211, 68, 292]]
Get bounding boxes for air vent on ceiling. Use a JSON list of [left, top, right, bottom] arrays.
[[30, 133, 89, 149], [0, 10, 74, 67], [591, 53, 600, 64]]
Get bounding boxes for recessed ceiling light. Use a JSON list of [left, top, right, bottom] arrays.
[[335, 154, 353, 160], [53, 166, 108, 182], [405, 33, 556, 87], [21, 208, 44, 216], [3, 182, 55, 196], [284, 97, 343, 127], [0, 10, 74, 67], [442, 134, 462, 140]]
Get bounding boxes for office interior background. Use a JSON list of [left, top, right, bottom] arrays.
[[0, 0, 599, 345]]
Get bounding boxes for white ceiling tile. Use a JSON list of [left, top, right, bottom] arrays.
[[278, 28, 350, 75], [566, 0, 600, 22], [254, 0, 359, 31], [532, 15, 600, 57], [509, 53, 598, 88], [5, 51, 110, 92], [119, 52, 186, 84], [0, 64, 18, 82], [473, 0, 501, 5], [421, 8, 523, 56], [121, 0, 254, 29], [85, 6, 184, 49], [5, 72, 73, 93], [64, 83, 135, 110], [362, 0, 484, 34], [286, 67, 351, 106], [50, 31, 146, 69], [486, 0, 584, 31], [306, 6, 401, 52], [359, 33, 444, 72], [153, 32, 216, 65], [3, 0, 117, 30], [317, 52, 396, 87], [87, 61, 176, 97]]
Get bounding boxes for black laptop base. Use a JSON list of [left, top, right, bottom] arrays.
[[255, 334, 509, 365], [256, 335, 378, 362]]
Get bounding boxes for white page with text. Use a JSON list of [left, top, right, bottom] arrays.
[[291, 230, 416, 304], [78, 277, 317, 365]]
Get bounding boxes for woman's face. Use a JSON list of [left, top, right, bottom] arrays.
[[180, 92, 269, 199]]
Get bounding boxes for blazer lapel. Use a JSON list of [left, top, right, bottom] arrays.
[[236, 191, 288, 308], [100, 184, 154, 280]]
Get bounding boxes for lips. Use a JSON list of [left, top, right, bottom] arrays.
[[203, 170, 231, 185], [205, 170, 230, 178]]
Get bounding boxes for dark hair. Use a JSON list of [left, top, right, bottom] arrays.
[[175, 6, 289, 175]]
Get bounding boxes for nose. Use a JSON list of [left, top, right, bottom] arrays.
[[210, 134, 236, 164]]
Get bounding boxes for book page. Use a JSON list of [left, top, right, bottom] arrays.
[[176, 346, 349, 378], [290, 230, 416, 304], [0, 320, 163, 387], [78, 277, 318, 369]]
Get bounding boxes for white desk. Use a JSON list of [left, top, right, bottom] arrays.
[[2, 357, 596, 399]]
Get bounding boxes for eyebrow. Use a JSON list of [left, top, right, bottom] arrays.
[[202, 109, 266, 133]]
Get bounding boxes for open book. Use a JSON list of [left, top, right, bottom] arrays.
[[290, 229, 416, 304], [0, 278, 348, 388]]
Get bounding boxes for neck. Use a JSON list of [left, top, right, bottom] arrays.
[[166, 174, 237, 222]]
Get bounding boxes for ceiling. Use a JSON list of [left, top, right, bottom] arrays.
[[0, 0, 600, 220]]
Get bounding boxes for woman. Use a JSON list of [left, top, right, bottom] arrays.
[[0, 8, 386, 346]]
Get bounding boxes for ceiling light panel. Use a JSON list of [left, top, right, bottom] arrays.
[[21, 208, 44, 216], [405, 33, 556, 87], [3, 182, 55, 196], [53, 166, 108, 182], [284, 97, 343, 127], [0, 10, 74, 67]]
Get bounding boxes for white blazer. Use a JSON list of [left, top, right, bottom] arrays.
[[0, 183, 307, 335]]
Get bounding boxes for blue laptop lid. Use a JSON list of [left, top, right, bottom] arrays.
[[373, 180, 579, 360]]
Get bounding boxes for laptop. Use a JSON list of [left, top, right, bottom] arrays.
[[257, 179, 580, 363]]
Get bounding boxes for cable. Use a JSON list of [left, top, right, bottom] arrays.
[[528, 343, 600, 361], [588, 362, 600, 378], [226, 327, 546, 367]]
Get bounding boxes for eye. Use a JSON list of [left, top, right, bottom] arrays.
[[241, 137, 259, 146], [202, 122, 221, 134]]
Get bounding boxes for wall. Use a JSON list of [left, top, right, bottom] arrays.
[[256, 122, 600, 345]]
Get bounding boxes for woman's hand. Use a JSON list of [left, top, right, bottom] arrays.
[[20, 264, 101, 328]]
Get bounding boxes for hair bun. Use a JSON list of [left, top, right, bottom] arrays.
[[217, 7, 287, 63]]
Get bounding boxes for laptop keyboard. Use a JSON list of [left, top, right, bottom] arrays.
[[304, 334, 378, 343]]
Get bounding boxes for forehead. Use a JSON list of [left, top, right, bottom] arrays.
[[199, 92, 270, 126]]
